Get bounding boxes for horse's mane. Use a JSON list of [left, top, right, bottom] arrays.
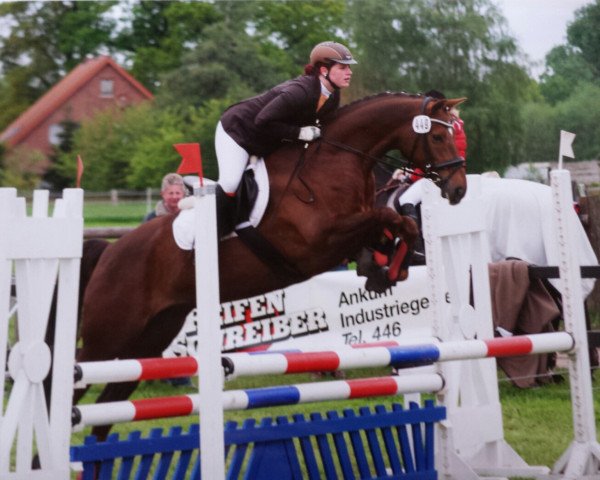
[[336, 91, 423, 117]]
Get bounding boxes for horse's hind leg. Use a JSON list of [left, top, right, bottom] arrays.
[[124, 303, 194, 359]]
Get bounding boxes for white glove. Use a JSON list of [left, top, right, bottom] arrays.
[[298, 126, 321, 142]]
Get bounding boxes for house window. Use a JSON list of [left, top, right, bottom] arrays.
[[100, 79, 114, 97], [48, 124, 64, 145]]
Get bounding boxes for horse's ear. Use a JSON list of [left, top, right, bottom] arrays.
[[431, 97, 467, 114], [445, 97, 467, 110]]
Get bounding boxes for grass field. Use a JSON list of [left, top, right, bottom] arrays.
[[83, 199, 149, 227]]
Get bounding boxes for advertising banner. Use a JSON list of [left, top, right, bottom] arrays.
[[164, 266, 439, 357]]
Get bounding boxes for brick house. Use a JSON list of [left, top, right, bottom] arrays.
[[0, 55, 153, 165]]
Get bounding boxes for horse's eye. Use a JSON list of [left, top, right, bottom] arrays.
[[432, 134, 444, 143]]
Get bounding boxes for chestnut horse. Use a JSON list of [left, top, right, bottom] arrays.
[[75, 93, 467, 439]]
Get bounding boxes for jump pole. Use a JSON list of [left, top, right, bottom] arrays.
[[72, 373, 445, 428], [71, 329, 574, 430], [192, 183, 225, 479], [73, 332, 575, 385]]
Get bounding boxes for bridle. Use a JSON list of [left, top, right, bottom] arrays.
[[408, 96, 465, 189], [319, 96, 465, 188]]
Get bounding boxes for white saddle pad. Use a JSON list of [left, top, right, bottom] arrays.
[[172, 158, 269, 250]]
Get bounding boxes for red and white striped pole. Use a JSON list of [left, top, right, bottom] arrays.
[[73, 373, 445, 428], [74, 332, 574, 385]]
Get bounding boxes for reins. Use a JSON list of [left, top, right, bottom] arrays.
[[319, 135, 464, 187], [320, 137, 414, 173]]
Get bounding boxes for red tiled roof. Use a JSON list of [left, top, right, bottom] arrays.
[[0, 55, 153, 147]]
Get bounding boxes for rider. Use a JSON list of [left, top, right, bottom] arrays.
[[214, 41, 357, 235]]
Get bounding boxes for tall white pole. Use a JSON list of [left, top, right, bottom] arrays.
[[551, 169, 600, 477], [194, 184, 225, 479]]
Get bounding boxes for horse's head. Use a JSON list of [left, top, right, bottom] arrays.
[[323, 93, 467, 204], [401, 96, 467, 204]]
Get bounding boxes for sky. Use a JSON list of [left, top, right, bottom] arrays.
[[496, 0, 592, 77]]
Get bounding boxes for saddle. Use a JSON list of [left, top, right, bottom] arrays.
[[180, 160, 304, 281]]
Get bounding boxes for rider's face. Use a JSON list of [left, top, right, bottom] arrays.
[[325, 63, 352, 89]]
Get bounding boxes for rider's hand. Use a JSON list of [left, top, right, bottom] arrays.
[[298, 126, 321, 142]]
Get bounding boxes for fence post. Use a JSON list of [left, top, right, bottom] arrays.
[[146, 187, 153, 214], [110, 189, 118, 206], [193, 184, 225, 479]]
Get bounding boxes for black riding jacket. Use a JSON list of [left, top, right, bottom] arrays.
[[220, 75, 340, 157]]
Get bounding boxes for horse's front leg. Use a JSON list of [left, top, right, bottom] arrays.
[[325, 206, 419, 282]]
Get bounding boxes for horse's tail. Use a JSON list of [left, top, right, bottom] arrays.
[[44, 238, 110, 345], [77, 239, 111, 324]]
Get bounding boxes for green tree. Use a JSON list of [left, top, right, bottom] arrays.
[[54, 105, 153, 191], [567, 0, 600, 79], [250, 0, 346, 78], [53, 102, 224, 190], [113, 1, 221, 91], [156, 23, 289, 110], [464, 63, 537, 173], [1, 146, 46, 190], [520, 83, 600, 164], [346, 0, 519, 96], [155, 0, 348, 108], [534, 1, 600, 162], [126, 99, 229, 187], [540, 1, 600, 105], [517, 102, 558, 164], [0, 1, 116, 129], [540, 46, 594, 105], [0, 75, 33, 132], [44, 119, 80, 190], [344, 0, 530, 173], [555, 83, 600, 161]]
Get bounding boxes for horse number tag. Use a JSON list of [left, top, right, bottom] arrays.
[[412, 115, 431, 134]]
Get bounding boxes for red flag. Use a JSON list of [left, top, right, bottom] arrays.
[[76, 154, 84, 188], [174, 143, 203, 186]]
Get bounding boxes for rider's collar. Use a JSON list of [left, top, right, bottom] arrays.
[[320, 82, 333, 97]]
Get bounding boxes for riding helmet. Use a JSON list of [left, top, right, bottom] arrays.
[[310, 41, 357, 66]]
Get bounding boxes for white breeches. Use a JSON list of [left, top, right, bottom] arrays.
[[215, 121, 250, 194]]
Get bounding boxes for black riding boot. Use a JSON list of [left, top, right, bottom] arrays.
[[400, 203, 426, 265], [216, 185, 237, 238]]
